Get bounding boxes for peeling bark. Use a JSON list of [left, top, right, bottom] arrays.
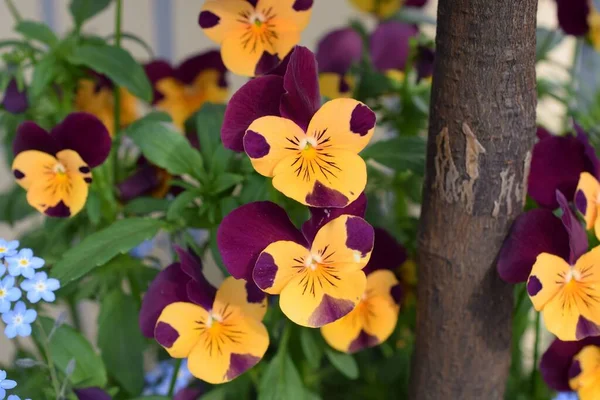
[[410, 0, 538, 398]]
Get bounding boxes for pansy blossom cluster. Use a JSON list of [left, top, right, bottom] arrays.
[[0, 240, 59, 340], [497, 123, 600, 399]]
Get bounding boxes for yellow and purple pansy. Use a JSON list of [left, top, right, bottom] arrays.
[[222, 46, 377, 208], [529, 125, 600, 210], [524, 191, 600, 341], [145, 51, 229, 130], [1, 78, 28, 114], [321, 228, 403, 353], [140, 247, 268, 384], [370, 21, 418, 83], [75, 71, 139, 137], [198, 0, 314, 77], [557, 0, 600, 51], [218, 196, 375, 327], [349, 0, 428, 18], [11, 113, 111, 218]]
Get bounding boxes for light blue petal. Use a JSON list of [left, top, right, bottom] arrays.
[[0, 265, 5, 277], [0, 379, 16, 389], [13, 302, 25, 314], [26, 291, 41, 304], [1, 276, 14, 288], [7, 241, 19, 251], [29, 258, 44, 269], [8, 395, 21, 400], [45, 279, 60, 291], [1, 313, 12, 324], [16, 324, 31, 337], [21, 268, 34, 279], [19, 249, 32, 259], [20, 280, 33, 292], [7, 288, 21, 302], [6, 265, 19, 277], [0, 370, 6, 380], [4, 324, 17, 339], [0, 387, 5, 400], [23, 309, 36, 324], [41, 291, 55, 303], [0, 301, 9, 314]]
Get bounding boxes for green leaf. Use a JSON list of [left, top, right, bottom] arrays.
[[51, 218, 164, 285], [66, 44, 152, 102], [259, 354, 305, 400], [167, 191, 198, 222], [29, 55, 59, 98], [98, 290, 145, 395], [123, 111, 172, 134], [127, 121, 205, 177], [536, 27, 565, 61], [85, 191, 101, 225], [300, 329, 323, 369], [190, 103, 226, 165], [324, 349, 359, 380], [33, 317, 107, 388], [210, 145, 234, 176], [15, 21, 59, 47], [69, 0, 112, 28], [0, 186, 35, 225], [212, 173, 244, 194], [362, 137, 427, 175], [124, 197, 170, 215], [107, 32, 155, 58]]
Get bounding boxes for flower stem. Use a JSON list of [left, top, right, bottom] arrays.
[[5, 0, 22, 22], [36, 320, 61, 399], [529, 311, 541, 397], [167, 359, 183, 397]]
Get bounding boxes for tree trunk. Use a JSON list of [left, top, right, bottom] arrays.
[[410, 0, 538, 399]]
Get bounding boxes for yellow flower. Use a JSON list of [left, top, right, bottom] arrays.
[[569, 345, 600, 400], [198, 0, 313, 76]]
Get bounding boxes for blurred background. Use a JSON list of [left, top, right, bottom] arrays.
[[0, 0, 572, 366]]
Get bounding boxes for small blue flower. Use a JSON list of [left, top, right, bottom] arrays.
[[20, 272, 60, 304], [0, 240, 19, 260], [143, 360, 193, 396], [0, 277, 21, 313], [6, 249, 44, 279], [130, 239, 155, 259], [553, 393, 578, 400], [0, 370, 17, 400], [2, 301, 36, 339]]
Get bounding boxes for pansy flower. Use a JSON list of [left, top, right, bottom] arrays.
[[145, 51, 228, 129], [315, 28, 363, 99], [370, 21, 418, 83], [218, 196, 374, 327], [75, 72, 139, 136], [569, 345, 600, 400], [528, 124, 600, 209], [1, 79, 28, 114], [526, 191, 600, 341], [349, 0, 428, 18], [321, 228, 403, 353], [11, 113, 111, 217], [198, 0, 314, 77], [556, 0, 600, 51]]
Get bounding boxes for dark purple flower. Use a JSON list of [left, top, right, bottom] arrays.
[[174, 387, 204, 400], [139, 247, 216, 338], [556, 0, 590, 37], [528, 125, 600, 209], [405, 0, 429, 6], [363, 228, 408, 275], [74, 387, 112, 400], [316, 28, 363, 75], [416, 45, 435, 81], [301, 193, 367, 242], [541, 337, 600, 391], [370, 21, 418, 73], [1, 79, 28, 114]]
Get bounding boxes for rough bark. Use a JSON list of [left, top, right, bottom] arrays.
[[409, 0, 538, 399]]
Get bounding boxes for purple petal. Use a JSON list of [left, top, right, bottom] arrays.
[[45, 201, 71, 218], [316, 28, 363, 74], [175, 246, 217, 311], [155, 321, 180, 348], [198, 11, 220, 29], [244, 130, 271, 158], [12, 121, 60, 156], [527, 276, 543, 296], [280, 46, 321, 131], [139, 263, 190, 338], [217, 202, 307, 281], [405, 0, 428, 6], [415, 46, 435, 81], [528, 133, 589, 209], [537, 126, 552, 140], [497, 209, 570, 283], [267, 51, 292, 77], [575, 122, 600, 178], [363, 228, 408, 275], [74, 388, 112, 400], [305, 181, 349, 208], [255, 52, 283, 76], [556, 0, 589, 36], [292, 0, 313, 11], [345, 217, 375, 257], [307, 294, 355, 327], [2, 79, 29, 114], [144, 60, 175, 104], [302, 193, 367, 243], [225, 353, 261, 381], [176, 50, 227, 88], [348, 330, 380, 353], [370, 22, 418, 72], [174, 388, 204, 400], [350, 104, 376, 136], [116, 165, 161, 202], [556, 190, 588, 264], [575, 315, 600, 340], [540, 337, 600, 392], [51, 113, 111, 168], [221, 75, 284, 152]]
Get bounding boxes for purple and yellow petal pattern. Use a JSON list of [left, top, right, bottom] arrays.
[[370, 21, 418, 80], [199, 0, 314, 77], [556, 0, 600, 51], [321, 269, 400, 353], [245, 97, 376, 208], [11, 113, 111, 218], [569, 345, 600, 400], [254, 214, 374, 327], [541, 337, 600, 392], [155, 276, 269, 384], [576, 172, 600, 238]]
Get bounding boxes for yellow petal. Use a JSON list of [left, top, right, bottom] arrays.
[[257, 0, 313, 30], [12, 150, 57, 190], [155, 302, 208, 358], [199, 0, 251, 43], [307, 98, 375, 153], [254, 240, 310, 295], [527, 253, 570, 311], [244, 116, 306, 177], [319, 73, 354, 100], [213, 276, 268, 321], [570, 345, 600, 393], [576, 172, 600, 230]]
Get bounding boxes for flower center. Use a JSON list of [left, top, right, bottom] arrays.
[[304, 253, 323, 271], [0, 289, 6, 298], [0, 247, 6, 254], [35, 281, 46, 292], [19, 259, 29, 267], [53, 162, 67, 175], [205, 312, 223, 330], [12, 314, 23, 325], [565, 268, 582, 284]]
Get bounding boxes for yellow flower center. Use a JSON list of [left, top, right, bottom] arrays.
[[241, 9, 277, 52], [0, 247, 6, 253], [19, 259, 28, 267], [588, 9, 600, 51], [0, 289, 6, 298], [288, 134, 341, 183], [196, 308, 245, 356], [53, 162, 68, 181]]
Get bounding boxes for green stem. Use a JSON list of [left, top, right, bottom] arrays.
[[112, 0, 123, 183], [5, 0, 22, 22], [167, 359, 183, 397], [36, 320, 61, 399], [530, 312, 541, 397]]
